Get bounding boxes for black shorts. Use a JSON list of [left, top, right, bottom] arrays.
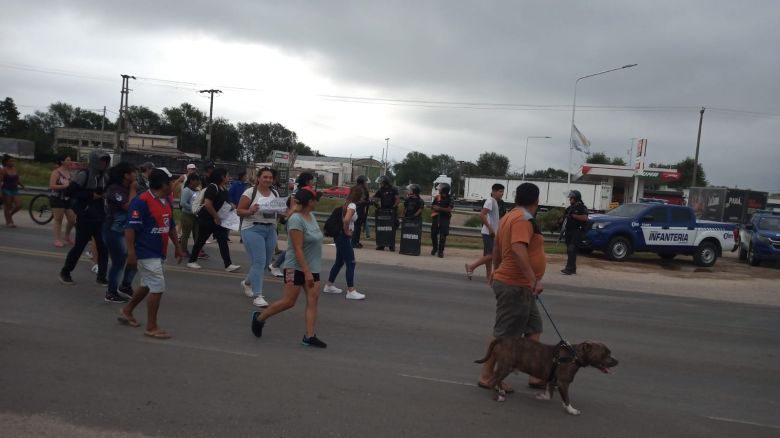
[[284, 268, 320, 286], [482, 234, 494, 256], [50, 196, 70, 209]]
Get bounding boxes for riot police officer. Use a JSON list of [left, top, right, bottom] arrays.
[[351, 175, 370, 248], [560, 190, 589, 275], [430, 182, 454, 258], [373, 175, 400, 251]]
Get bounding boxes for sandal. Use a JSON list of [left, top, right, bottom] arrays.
[[477, 381, 514, 393], [144, 330, 171, 339], [54, 240, 65, 248], [117, 312, 141, 328], [464, 264, 473, 280]]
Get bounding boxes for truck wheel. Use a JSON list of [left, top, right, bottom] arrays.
[[693, 241, 718, 267], [658, 253, 676, 260], [738, 246, 748, 261], [748, 244, 761, 267], [606, 237, 631, 262]]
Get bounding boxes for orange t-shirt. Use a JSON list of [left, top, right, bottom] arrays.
[[491, 208, 546, 288]]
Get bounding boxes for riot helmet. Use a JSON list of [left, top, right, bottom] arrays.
[[407, 184, 421, 195], [356, 175, 368, 185], [376, 175, 390, 186], [568, 190, 582, 201], [438, 182, 451, 195]]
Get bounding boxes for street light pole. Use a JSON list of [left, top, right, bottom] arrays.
[[568, 64, 638, 190], [199, 89, 222, 160], [523, 136, 551, 180], [384, 137, 390, 174], [691, 107, 705, 187]]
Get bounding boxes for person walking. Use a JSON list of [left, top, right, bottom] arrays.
[[228, 171, 248, 207], [49, 154, 76, 246], [1, 156, 25, 228], [237, 167, 284, 308], [323, 186, 366, 300], [102, 162, 139, 303], [250, 186, 327, 348], [186, 168, 240, 272], [478, 183, 547, 392], [430, 182, 454, 258], [560, 190, 589, 275], [59, 150, 111, 286], [465, 183, 505, 279], [179, 173, 202, 257], [351, 175, 370, 248], [118, 169, 186, 339]]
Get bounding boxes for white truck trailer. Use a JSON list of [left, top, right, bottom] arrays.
[[461, 176, 612, 211]]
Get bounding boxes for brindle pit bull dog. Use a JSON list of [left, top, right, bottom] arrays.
[[475, 337, 618, 415]]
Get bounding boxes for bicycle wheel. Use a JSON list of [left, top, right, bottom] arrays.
[[29, 194, 54, 225]]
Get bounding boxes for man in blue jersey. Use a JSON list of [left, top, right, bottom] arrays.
[[118, 169, 186, 339]]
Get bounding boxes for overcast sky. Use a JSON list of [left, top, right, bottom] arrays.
[[1, 1, 778, 191]]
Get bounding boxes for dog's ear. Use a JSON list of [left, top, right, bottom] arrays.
[[578, 342, 592, 354]]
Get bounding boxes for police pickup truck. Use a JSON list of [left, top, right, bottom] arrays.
[[583, 203, 739, 267], [738, 210, 780, 266]]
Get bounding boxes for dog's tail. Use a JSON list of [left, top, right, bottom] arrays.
[[474, 339, 499, 364]]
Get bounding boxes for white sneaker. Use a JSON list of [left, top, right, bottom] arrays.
[[252, 295, 269, 308], [186, 262, 202, 270], [270, 266, 283, 277], [206, 238, 215, 244], [91, 264, 99, 274], [225, 264, 241, 272], [323, 284, 343, 294], [345, 290, 366, 300], [241, 280, 253, 297]]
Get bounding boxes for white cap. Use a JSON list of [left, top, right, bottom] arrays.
[[186, 163, 197, 170]]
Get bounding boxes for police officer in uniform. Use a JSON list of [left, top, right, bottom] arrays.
[[373, 175, 400, 251], [430, 182, 454, 258], [560, 190, 589, 275], [403, 184, 424, 220]]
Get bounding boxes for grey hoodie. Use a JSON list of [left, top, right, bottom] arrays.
[[70, 149, 110, 222]]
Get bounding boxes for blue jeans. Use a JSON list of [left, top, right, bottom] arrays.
[[102, 223, 137, 294], [241, 223, 278, 296], [328, 232, 356, 288]]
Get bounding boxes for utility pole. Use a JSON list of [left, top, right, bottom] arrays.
[[199, 89, 222, 160], [100, 106, 106, 149], [628, 137, 637, 166], [384, 137, 390, 175], [118, 74, 136, 151], [691, 107, 705, 187]]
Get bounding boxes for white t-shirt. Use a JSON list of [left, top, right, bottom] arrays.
[[345, 202, 358, 232], [240, 187, 282, 229], [481, 197, 500, 236]]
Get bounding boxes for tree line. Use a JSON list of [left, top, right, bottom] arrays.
[[0, 97, 319, 163]]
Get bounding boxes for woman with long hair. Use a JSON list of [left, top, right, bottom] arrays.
[[1, 156, 25, 228], [251, 186, 327, 348], [49, 154, 76, 246], [187, 168, 240, 272], [103, 162, 139, 303], [323, 186, 366, 300], [237, 167, 284, 308]]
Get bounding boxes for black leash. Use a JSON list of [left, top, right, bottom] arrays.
[[536, 296, 577, 357]]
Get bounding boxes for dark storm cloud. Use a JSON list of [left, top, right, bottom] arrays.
[[2, 0, 779, 189]]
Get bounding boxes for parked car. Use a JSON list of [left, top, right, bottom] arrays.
[[583, 203, 739, 267], [320, 186, 351, 197], [738, 210, 780, 266]]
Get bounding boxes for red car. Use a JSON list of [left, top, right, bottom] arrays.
[[321, 186, 351, 197]]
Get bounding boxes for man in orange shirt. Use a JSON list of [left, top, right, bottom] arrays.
[[478, 183, 547, 392]]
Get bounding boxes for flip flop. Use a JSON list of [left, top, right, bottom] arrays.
[[144, 330, 171, 339], [464, 264, 473, 280], [117, 313, 141, 327], [477, 381, 514, 393]]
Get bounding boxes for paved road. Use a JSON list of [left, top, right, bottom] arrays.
[[1, 224, 779, 438]]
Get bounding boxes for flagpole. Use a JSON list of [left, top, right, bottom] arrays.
[[567, 64, 638, 191]]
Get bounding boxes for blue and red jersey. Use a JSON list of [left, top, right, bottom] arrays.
[[127, 191, 176, 259]]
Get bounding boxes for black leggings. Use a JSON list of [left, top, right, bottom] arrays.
[[189, 217, 232, 267], [61, 220, 108, 278]]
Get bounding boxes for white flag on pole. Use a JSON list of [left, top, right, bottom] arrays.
[[571, 124, 591, 154]]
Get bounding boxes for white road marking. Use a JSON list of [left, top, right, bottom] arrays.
[[397, 373, 476, 387], [707, 416, 780, 430]]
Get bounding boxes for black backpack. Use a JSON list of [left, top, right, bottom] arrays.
[[323, 205, 344, 237]]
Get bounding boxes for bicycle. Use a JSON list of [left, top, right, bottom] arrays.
[[28, 194, 54, 225]]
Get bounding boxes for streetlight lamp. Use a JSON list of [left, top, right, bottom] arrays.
[[523, 136, 551, 180], [568, 64, 638, 189]]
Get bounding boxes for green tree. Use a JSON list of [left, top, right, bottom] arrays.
[[430, 154, 458, 176], [527, 167, 569, 180], [476, 152, 509, 176], [210, 118, 242, 161], [0, 97, 27, 136], [237, 122, 310, 163], [393, 152, 435, 186], [127, 105, 162, 134], [666, 157, 707, 188], [586, 152, 626, 166], [160, 103, 208, 156]]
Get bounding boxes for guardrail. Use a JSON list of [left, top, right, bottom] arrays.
[[19, 187, 559, 242]]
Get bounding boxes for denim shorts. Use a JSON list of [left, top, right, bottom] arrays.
[[138, 258, 166, 293]]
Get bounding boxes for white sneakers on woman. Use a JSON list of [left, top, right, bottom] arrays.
[[323, 284, 365, 300], [322, 284, 343, 294], [241, 280, 253, 297], [225, 264, 241, 272], [252, 295, 269, 307]]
